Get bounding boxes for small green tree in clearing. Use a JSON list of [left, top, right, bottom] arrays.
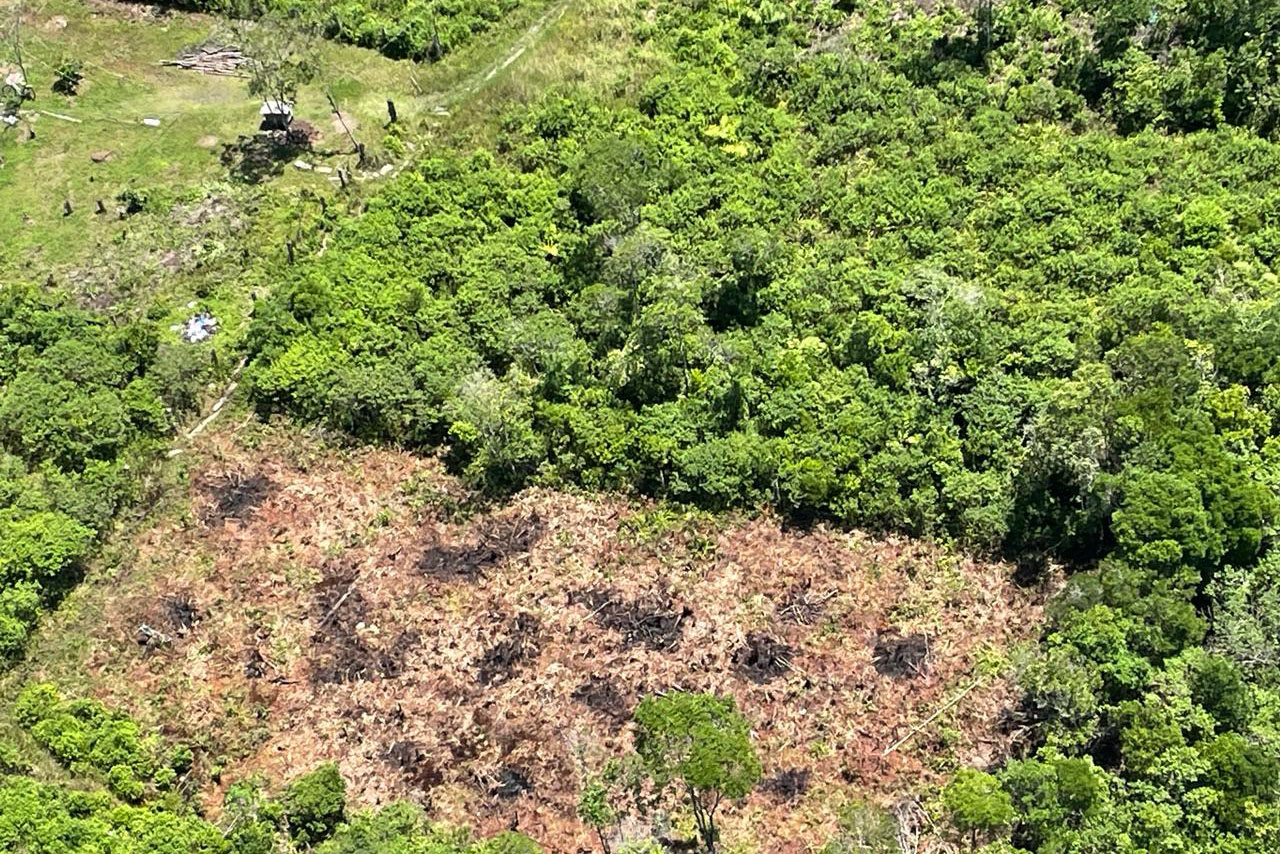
[[229, 10, 319, 123], [632, 692, 761, 854]]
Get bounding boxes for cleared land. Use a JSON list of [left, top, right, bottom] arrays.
[[8, 419, 1045, 851]]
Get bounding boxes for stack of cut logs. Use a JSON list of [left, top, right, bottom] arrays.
[[161, 44, 248, 76]]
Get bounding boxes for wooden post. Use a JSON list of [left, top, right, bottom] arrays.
[[356, 142, 366, 165], [325, 90, 360, 154], [386, 99, 398, 125], [286, 240, 295, 265], [96, 199, 106, 215], [62, 199, 72, 216]]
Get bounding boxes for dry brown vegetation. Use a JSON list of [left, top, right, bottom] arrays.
[[51, 421, 1043, 850]]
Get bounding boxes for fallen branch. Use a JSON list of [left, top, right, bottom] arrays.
[[314, 577, 360, 632], [38, 109, 81, 123], [882, 676, 985, 757]]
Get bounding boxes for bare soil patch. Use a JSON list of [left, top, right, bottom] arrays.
[[77, 423, 1045, 852]]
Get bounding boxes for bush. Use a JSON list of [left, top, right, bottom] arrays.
[[0, 739, 27, 775], [13, 683, 177, 798], [943, 768, 1014, 842], [107, 764, 145, 803], [0, 583, 41, 661], [282, 762, 346, 848]]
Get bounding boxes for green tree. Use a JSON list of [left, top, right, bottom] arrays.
[[632, 692, 761, 854], [942, 768, 1014, 846], [281, 762, 346, 848], [230, 10, 319, 116]]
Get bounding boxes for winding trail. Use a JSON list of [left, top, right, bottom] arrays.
[[439, 0, 573, 109]]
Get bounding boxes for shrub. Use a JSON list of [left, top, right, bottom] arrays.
[[282, 762, 346, 848], [943, 768, 1014, 843]]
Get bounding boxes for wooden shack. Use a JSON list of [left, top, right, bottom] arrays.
[[259, 99, 294, 132]]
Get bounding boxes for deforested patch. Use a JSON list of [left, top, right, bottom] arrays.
[[733, 632, 794, 683], [309, 562, 419, 684], [571, 675, 631, 723], [164, 592, 200, 634], [199, 472, 273, 524], [761, 767, 812, 801], [490, 765, 532, 800], [475, 612, 541, 686], [386, 740, 445, 791], [419, 512, 544, 580]]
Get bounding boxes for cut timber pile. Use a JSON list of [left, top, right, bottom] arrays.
[[162, 44, 247, 76]]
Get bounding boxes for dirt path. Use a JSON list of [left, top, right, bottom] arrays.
[[435, 0, 574, 110]]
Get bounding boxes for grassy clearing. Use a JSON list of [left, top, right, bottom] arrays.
[[0, 0, 590, 279]]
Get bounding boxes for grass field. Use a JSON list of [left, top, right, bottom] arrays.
[[0, 0, 623, 278]]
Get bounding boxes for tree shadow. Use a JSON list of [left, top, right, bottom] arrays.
[[220, 123, 317, 184]]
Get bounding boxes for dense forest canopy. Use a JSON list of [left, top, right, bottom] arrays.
[[3, 0, 1280, 851]]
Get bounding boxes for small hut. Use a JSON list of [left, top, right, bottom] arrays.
[[259, 99, 293, 132]]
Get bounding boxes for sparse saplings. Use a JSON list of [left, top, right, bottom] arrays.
[[632, 692, 761, 854], [578, 774, 617, 854], [51, 58, 83, 96]]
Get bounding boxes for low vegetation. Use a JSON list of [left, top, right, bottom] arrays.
[[155, 0, 527, 62], [0, 287, 196, 662]]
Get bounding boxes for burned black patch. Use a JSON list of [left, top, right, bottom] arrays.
[[572, 675, 630, 723], [733, 633, 794, 683], [761, 767, 811, 801], [475, 613, 541, 686], [386, 740, 444, 791], [448, 728, 486, 764], [164, 593, 200, 634], [309, 564, 419, 684], [872, 631, 929, 679], [244, 648, 268, 679], [777, 580, 833, 625], [490, 765, 531, 800], [573, 587, 691, 651], [420, 513, 544, 580], [200, 473, 272, 524]]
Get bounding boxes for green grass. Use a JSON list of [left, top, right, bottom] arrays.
[[0, 0, 584, 279]]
